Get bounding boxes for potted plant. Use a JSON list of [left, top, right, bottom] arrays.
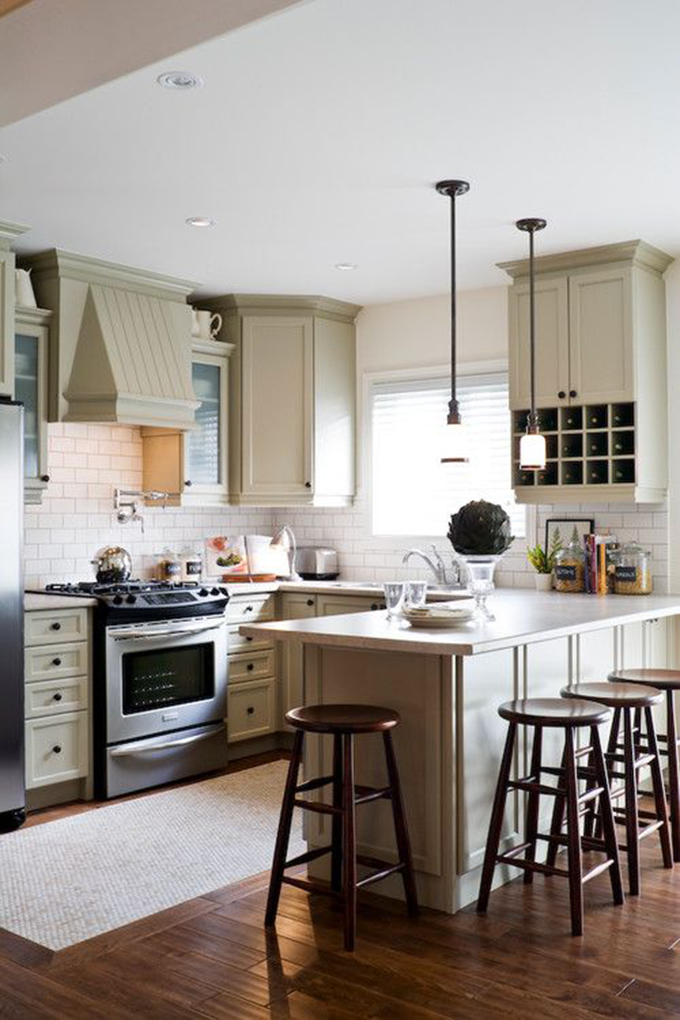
[[447, 500, 514, 619], [526, 533, 562, 591]]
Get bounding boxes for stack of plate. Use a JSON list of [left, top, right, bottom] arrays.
[[402, 600, 476, 629]]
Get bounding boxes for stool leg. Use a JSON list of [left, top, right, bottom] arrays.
[[564, 729, 584, 936], [383, 730, 419, 915], [331, 735, 343, 892], [666, 690, 680, 863], [477, 722, 516, 914], [590, 724, 624, 907], [645, 707, 673, 870], [342, 733, 357, 951], [523, 726, 543, 884], [546, 743, 567, 869], [265, 730, 304, 927], [623, 708, 641, 896], [595, 707, 621, 840]]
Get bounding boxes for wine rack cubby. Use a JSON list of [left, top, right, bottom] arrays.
[[512, 402, 636, 491]]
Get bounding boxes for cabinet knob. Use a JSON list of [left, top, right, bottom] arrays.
[[569, 390, 577, 398], [53, 692, 63, 702], [247, 707, 254, 715], [246, 636, 253, 642], [184, 480, 192, 487], [40, 474, 50, 483], [371, 603, 379, 611], [51, 622, 61, 631], [247, 663, 254, 672], [52, 745, 62, 754], [306, 599, 314, 606], [558, 391, 566, 399], [52, 657, 62, 666], [305, 481, 311, 489]]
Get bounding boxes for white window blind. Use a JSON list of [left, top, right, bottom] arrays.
[[370, 373, 525, 538]]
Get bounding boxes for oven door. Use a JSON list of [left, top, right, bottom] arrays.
[[105, 616, 228, 744]]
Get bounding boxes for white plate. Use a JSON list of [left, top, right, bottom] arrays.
[[403, 607, 476, 628]]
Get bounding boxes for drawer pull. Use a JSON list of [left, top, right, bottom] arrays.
[[247, 663, 254, 672], [52, 657, 62, 666], [246, 636, 253, 642], [51, 622, 62, 631], [247, 707, 255, 715], [41, 474, 50, 483], [53, 693, 63, 702], [371, 603, 379, 611], [244, 606, 253, 613], [306, 599, 314, 606], [52, 745, 62, 754]]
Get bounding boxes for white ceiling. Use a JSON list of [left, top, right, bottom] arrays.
[[2, 0, 680, 304]]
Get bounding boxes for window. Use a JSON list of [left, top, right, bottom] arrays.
[[370, 372, 525, 538]]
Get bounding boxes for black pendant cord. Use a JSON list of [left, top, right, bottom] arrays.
[[516, 217, 547, 435], [448, 192, 459, 423]]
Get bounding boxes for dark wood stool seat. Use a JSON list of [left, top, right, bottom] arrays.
[[478, 697, 624, 936], [559, 682, 672, 895], [609, 668, 680, 864], [286, 704, 400, 733], [499, 697, 611, 727], [266, 703, 418, 950]]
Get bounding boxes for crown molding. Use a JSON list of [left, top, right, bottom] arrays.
[[498, 239, 674, 279]]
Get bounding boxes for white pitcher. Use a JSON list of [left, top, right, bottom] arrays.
[[192, 309, 223, 340], [15, 268, 37, 308]]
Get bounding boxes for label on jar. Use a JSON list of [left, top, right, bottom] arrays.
[[185, 559, 202, 576], [164, 561, 181, 578], [555, 565, 577, 582], [615, 565, 638, 582]]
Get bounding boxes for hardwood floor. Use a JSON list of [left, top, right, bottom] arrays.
[[2, 757, 679, 1018]]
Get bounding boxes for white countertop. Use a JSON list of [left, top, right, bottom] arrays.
[[24, 592, 98, 611], [240, 589, 680, 657]]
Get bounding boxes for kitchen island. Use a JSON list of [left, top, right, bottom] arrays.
[[241, 590, 680, 913]]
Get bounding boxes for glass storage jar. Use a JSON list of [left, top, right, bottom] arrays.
[[554, 540, 586, 593], [613, 542, 652, 595]]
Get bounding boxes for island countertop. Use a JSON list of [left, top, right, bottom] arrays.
[[240, 589, 680, 656]]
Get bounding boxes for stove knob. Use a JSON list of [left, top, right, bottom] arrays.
[[219, 586, 228, 595], [126, 594, 137, 604], [210, 587, 220, 596], [113, 595, 124, 605], [199, 588, 209, 597]]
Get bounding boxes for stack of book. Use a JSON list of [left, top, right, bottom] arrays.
[[583, 533, 619, 594]]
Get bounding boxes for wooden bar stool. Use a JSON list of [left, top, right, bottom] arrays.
[[477, 698, 624, 936], [265, 704, 418, 951], [608, 669, 680, 863], [557, 682, 672, 895]]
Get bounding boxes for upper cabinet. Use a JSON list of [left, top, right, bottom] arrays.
[[141, 338, 234, 506], [204, 295, 359, 507], [15, 307, 52, 504], [500, 240, 673, 503], [0, 222, 30, 398]]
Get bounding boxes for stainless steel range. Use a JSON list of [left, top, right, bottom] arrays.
[[43, 581, 230, 798]]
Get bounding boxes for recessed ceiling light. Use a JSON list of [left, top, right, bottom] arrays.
[[0, 154, 8, 164], [335, 262, 358, 271], [157, 71, 204, 90], [186, 216, 216, 228]]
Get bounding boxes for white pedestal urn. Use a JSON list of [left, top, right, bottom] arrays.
[[448, 500, 515, 622]]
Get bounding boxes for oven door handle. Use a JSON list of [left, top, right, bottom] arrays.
[[110, 725, 226, 757], [110, 621, 224, 641]]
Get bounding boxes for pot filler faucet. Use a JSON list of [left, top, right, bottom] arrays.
[[402, 545, 460, 587]]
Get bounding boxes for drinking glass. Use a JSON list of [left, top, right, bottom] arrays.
[[404, 580, 428, 609], [382, 581, 405, 617]]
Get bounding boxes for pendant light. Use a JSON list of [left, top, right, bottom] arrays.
[[436, 179, 470, 463], [516, 217, 547, 471]]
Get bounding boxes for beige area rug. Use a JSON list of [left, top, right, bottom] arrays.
[[0, 761, 303, 951]]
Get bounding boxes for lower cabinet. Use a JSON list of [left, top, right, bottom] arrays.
[[228, 678, 277, 742], [24, 607, 90, 792], [227, 592, 277, 743]]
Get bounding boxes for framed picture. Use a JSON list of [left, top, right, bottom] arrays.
[[545, 517, 594, 553]]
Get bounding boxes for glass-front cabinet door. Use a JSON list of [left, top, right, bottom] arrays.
[[15, 308, 51, 504], [182, 343, 230, 504]]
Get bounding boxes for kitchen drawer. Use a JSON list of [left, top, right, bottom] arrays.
[[25, 676, 88, 718], [25, 641, 89, 683], [228, 625, 274, 656], [25, 711, 89, 789], [229, 649, 276, 685], [25, 608, 88, 647], [226, 594, 275, 625], [228, 678, 276, 742]]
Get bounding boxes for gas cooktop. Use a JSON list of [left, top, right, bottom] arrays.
[[41, 580, 230, 611]]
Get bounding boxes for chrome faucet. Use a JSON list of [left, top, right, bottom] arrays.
[[402, 544, 459, 586]]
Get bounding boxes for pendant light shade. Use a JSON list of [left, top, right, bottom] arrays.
[[436, 179, 470, 463], [516, 217, 547, 472]]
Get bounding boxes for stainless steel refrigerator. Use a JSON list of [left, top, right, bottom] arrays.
[[0, 398, 25, 831]]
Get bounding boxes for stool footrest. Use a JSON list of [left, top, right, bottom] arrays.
[[282, 875, 341, 898], [496, 850, 569, 878], [355, 855, 405, 889], [295, 775, 333, 794], [293, 798, 342, 816], [354, 785, 392, 805], [284, 845, 332, 870], [581, 858, 615, 885], [508, 779, 561, 797]]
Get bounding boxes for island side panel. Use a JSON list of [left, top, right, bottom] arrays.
[[303, 644, 456, 913]]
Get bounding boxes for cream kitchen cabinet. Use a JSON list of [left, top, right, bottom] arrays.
[[141, 338, 234, 507], [502, 240, 672, 503], [15, 307, 52, 504], [227, 592, 277, 744], [204, 295, 359, 507], [0, 223, 29, 398]]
